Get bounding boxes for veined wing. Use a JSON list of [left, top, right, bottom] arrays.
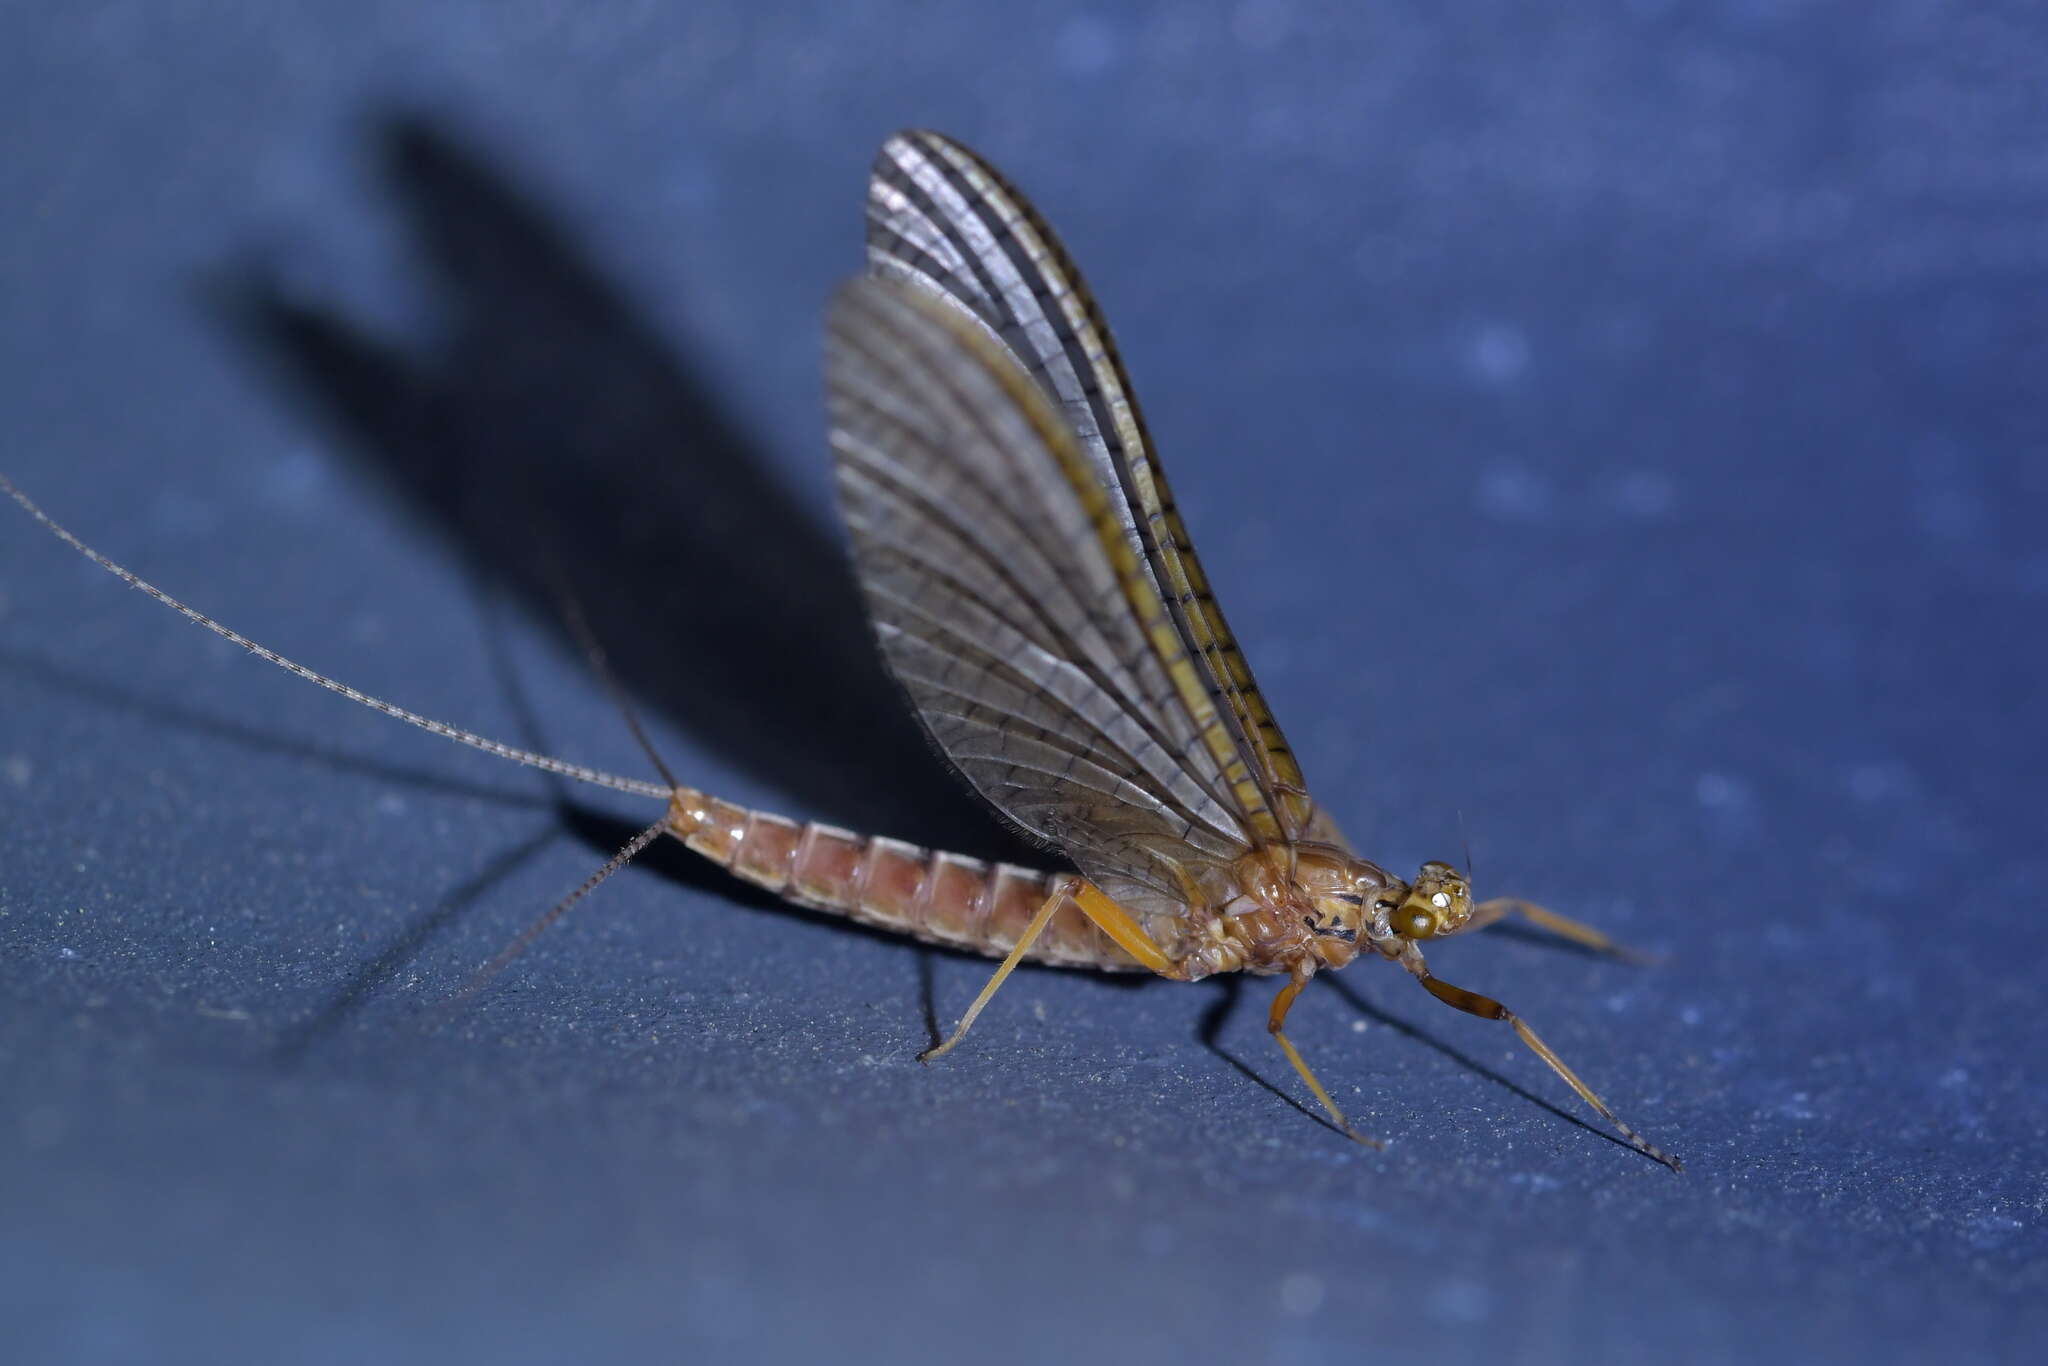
[[865, 129, 1332, 848], [826, 275, 1266, 951]]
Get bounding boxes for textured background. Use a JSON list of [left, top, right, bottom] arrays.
[[2, 4, 2044, 1363]]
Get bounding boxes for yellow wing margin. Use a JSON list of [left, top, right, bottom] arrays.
[[865, 129, 1317, 841], [830, 273, 1283, 851]]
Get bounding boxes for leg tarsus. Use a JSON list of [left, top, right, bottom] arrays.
[[920, 879, 1184, 1063], [1413, 969, 1682, 1172], [1470, 897, 1662, 967], [1269, 973, 1383, 1149], [919, 883, 1067, 1063]]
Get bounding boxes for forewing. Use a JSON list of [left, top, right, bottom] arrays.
[[827, 275, 1259, 942], [866, 129, 1334, 848]]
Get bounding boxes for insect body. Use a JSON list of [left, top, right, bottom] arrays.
[[4, 130, 1680, 1171]]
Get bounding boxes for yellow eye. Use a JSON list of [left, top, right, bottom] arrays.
[[1394, 905, 1438, 939]]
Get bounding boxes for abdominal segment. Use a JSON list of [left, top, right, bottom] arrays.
[[664, 787, 1144, 971]]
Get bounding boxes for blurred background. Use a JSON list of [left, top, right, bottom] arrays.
[[2, 3, 2043, 1362]]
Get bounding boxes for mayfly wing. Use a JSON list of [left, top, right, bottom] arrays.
[[864, 129, 1338, 849], [826, 274, 1265, 955]]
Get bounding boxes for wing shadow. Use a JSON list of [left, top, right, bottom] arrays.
[[208, 114, 1033, 866]]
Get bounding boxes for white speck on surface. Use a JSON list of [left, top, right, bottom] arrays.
[[1696, 772, 1761, 842], [1426, 1279, 1494, 1324], [1910, 440, 1988, 543], [1963, 1212, 2023, 1250], [376, 793, 408, 817], [1917, 487, 1988, 542], [1695, 774, 1744, 806], [1599, 469, 1679, 520], [20, 1106, 67, 1150], [1278, 1271, 1326, 1316], [661, 156, 719, 210], [1466, 320, 1529, 383], [1475, 466, 1555, 523], [57, 946, 79, 960], [1054, 14, 1121, 76], [1695, 772, 1754, 811], [153, 490, 222, 538], [261, 447, 329, 508], [4, 755, 30, 787], [1726, 0, 1797, 30], [1350, 1019, 1368, 1033], [1847, 761, 1914, 803], [1231, 0, 1294, 49], [1775, 1090, 1816, 1121]]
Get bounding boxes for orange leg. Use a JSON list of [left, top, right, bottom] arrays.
[[1469, 897, 1659, 966], [1269, 971, 1382, 1148], [920, 884, 1070, 1062], [1072, 881, 1179, 977], [921, 879, 1184, 1063], [1413, 970, 1682, 1172]]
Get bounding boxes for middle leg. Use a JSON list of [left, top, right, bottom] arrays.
[[1269, 970, 1382, 1148]]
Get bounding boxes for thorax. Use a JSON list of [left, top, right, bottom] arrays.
[[1182, 844, 1400, 979]]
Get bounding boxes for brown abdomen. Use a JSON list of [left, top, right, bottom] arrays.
[[664, 788, 1143, 971]]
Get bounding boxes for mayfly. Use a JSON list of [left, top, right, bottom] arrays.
[[3, 130, 1680, 1170]]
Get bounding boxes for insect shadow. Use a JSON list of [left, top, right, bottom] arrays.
[[1196, 963, 1635, 1153], [1317, 975, 1625, 1153], [213, 115, 1013, 857], [193, 114, 1054, 1054]]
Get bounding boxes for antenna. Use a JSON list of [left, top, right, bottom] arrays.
[[2, 472, 671, 802]]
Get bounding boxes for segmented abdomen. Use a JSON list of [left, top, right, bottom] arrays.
[[665, 788, 1144, 971]]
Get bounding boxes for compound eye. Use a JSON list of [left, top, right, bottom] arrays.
[[1393, 904, 1438, 939]]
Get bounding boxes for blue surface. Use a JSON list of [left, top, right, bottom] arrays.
[[2, 4, 2044, 1363]]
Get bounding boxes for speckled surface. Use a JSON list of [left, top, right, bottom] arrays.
[[2, 5, 2044, 1363]]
